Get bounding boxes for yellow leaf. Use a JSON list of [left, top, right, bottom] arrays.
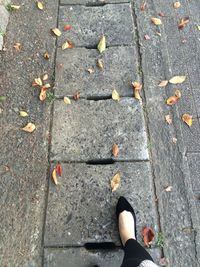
[[112, 89, 120, 101], [62, 40, 75, 50], [64, 96, 71, 104], [42, 74, 48, 81], [43, 83, 51, 89], [13, 42, 21, 51], [19, 111, 28, 117], [151, 17, 162, 25], [52, 169, 58, 185], [37, 1, 44, 10], [158, 80, 168, 87], [97, 35, 106, 53], [10, 5, 20, 9], [182, 114, 193, 127], [97, 59, 104, 70], [22, 123, 36, 133], [111, 173, 121, 192], [51, 28, 62, 37], [174, 1, 181, 8], [169, 76, 186, 84], [197, 25, 200, 31], [33, 77, 43, 86]]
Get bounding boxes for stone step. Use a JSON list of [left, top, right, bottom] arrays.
[[50, 99, 149, 162], [44, 162, 158, 246], [58, 3, 134, 47], [44, 247, 161, 267], [54, 46, 139, 98]]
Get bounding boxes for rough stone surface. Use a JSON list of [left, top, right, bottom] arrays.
[[44, 248, 161, 267], [61, 0, 130, 4], [54, 46, 139, 98], [44, 162, 158, 246], [58, 4, 135, 47], [0, 5, 9, 50], [187, 153, 200, 191], [51, 99, 149, 161]]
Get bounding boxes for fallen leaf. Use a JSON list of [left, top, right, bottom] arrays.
[[151, 17, 162, 25], [97, 59, 104, 70], [172, 137, 177, 144], [197, 25, 200, 31], [51, 28, 62, 37], [32, 77, 43, 87], [37, 1, 44, 10], [13, 42, 21, 51], [10, 5, 20, 9], [73, 91, 80, 100], [112, 89, 120, 101], [159, 12, 166, 17], [64, 24, 72, 31], [174, 1, 181, 8], [165, 114, 172, 124], [156, 31, 162, 36], [166, 95, 179, 105], [159, 257, 169, 266], [39, 87, 47, 101], [182, 114, 193, 127], [44, 51, 50, 60], [63, 96, 71, 104], [19, 111, 28, 117], [43, 83, 51, 89], [22, 123, 36, 133], [62, 40, 75, 50], [52, 169, 58, 185], [164, 185, 173, 192], [144, 34, 151, 40], [97, 35, 106, 53], [111, 173, 120, 192], [42, 74, 48, 81], [112, 143, 119, 157], [175, 89, 181, 98], [140, 2, 146, 11], [169, 76, 186, 84], [142, 226, 155, 247], [87, 68, 95, 74], [55, 163, 62, 176], [158, 80, 168, 87], [132, 81, 142, 100], [178, 17, 189, 30]]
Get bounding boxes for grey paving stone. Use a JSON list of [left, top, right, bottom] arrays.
[[61, 0, 130, 4], [44, 162, 158, 246], [51, 99, 149, 161], [187, 153, 200, 191], [54, 46, 139, 97], [0, 5, 9, 50], [44, 247, 161, 267], [58, 4, 135, 47]]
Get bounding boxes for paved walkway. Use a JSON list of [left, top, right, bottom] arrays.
[[0, 0, 199, 267]]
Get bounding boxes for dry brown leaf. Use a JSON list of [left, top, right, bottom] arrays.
[[158, 80, 168, 87], [166, 95, 179, 105], [132, 81, 142, 100], [52, 169, 58, 185], [73, 91, 80, 101], [156, 31, 162, 36], [39, 87, 47, 101], [165, 114, 172, 125], [97, 59, 104, 70], [87, 68, 95, 74], [111, 173, 120, 192], [112, 89, 120, 101], [142, 226, 155, 247], [174, 1, 181, 8], [175, 89, 181, 98], [22, 123, 36, 133], [44, 51, 50, 60], [19, 111, 28, 117], [172, 137, 177, 144], [178, 17, 190, 30], [140, 2, 146, 11], [159, 12, 166, 17], [13, 42, 21, 51], [112, 143, 119, 157], [97, 35, 106, 53], [182, 114, 193, 127], [164, 185, 173, 192], [169, 76, 186, 84], [37, 1, 44, 10], [42, 74, 48, 81], [62, 40, 75, 50], [63, 96, 71, 104], [151, 17, 162, 25], [51, 28, 62, 37], [32, 77, 43, 87]]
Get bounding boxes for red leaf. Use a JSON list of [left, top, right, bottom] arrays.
[[55, 163, 62, 176], [142, 226, 155, 247], [64, 24, 72, 31]]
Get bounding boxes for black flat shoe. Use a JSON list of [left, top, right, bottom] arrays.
[[116, 196, 137, 245]]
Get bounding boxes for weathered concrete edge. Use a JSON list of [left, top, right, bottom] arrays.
[[0, 0, 10, 50]]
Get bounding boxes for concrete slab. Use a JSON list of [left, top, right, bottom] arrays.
[[58, 4, 135, 47], [54, 46, 139, 98], [60, 0, 130, 4], [44, 247, 161, 267], [44, 162, 158, 246], [50, 99, 149, 161], [187, 153, 200, 191]]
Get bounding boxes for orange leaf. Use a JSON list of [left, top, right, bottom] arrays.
[[22, 123, 36, 133], [158, 80, 168, 87], [64, 24, 72, 31], [39, 87, 47, 101], [142, 226, 155, 247], [62, 40, 75, 50], [182, 114, 193, 127], [112, 143, 119, 157], [55, 163, 62, 176], [132, 81, 142, 100], [178, 17, 189, 30], [44, 51, 50, 60], [166, 95, 179, 105], [52, 169, 58, 185]]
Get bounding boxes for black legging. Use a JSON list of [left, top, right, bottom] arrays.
[[121, 239, 154, 267]]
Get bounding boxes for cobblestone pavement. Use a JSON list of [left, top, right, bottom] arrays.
[[0, 0, 200, 266]]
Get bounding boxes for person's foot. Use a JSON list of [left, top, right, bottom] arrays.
[[116, 196, 137, 246]]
